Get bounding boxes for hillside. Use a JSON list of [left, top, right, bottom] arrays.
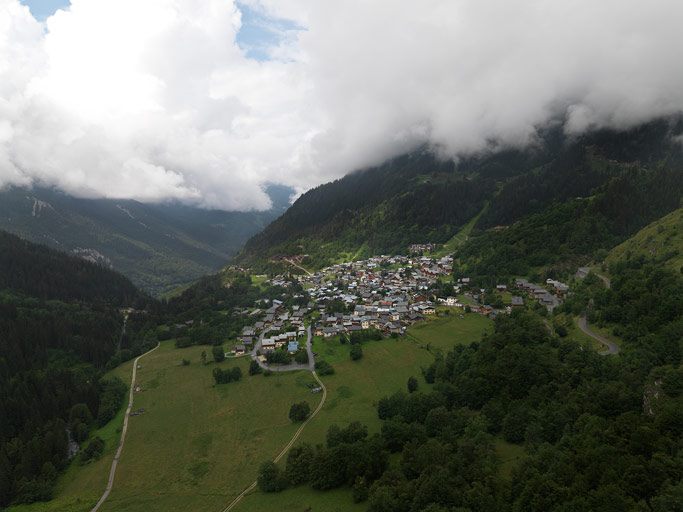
[[0, 232, 153, 508], [240, 120, 683, 276], [0, 230, 143, 304], [606, 207, 683, 273], [0, 185, 291, 295]]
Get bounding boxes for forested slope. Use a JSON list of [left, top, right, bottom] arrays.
[[240, 119, 683, 274], [0, 233, 152, 507], [0, 230, 142, 304]]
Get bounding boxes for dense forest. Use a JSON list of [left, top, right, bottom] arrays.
[[0, 232, 150, 506], [239, 119, 683, 274], [258, 304, 683, 511], [0, 231, 143, 304], [458, 164, 683, 283]]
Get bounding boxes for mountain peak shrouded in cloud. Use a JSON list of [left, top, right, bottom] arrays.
[[1, 0, 683, 210]]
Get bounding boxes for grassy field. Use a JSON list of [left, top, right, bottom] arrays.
[[406, 312, 492, 352], [238, 335, 435, 511], [8, 361, 135, 512], [239, 317, 492, 511], [250, 274, 269, 290], [494, 439, 526, 480], [98, 343, 320, 512], [238, 486, 366, 512], [16, 315, 492, 512], [13, 342, 320, 512], [607, 207, 683, 272]]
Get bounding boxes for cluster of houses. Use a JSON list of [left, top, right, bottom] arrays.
[[234, 301, 310, 355], [408, 243, 437, 254], [230, 250, 574, 354], [298, 255, 456, 337], [514, 278, 568, 311]]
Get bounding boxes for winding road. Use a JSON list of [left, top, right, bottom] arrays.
[[595, 272, 611, 289], [578, 315, 619, 355], [220, 365, 327, 512], [220, 324, 325, 511], [90, 342, 160, 512]]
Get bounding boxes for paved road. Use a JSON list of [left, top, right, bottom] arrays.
[[221, 365, 327, 512], [90, 343, 160, 512], [578, 315, 619, 355]]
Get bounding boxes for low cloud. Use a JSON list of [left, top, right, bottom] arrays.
[[1, 0, 682, 209]]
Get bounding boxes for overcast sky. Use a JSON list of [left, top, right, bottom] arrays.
[[2, 0, 683, 210]]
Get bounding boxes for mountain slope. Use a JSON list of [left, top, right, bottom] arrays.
[[606, 207, 683, 273], [0, 185, 291, 294], [0, 230, 143, 304], [240, 120, 683, 274], [0, 232, 152, 507]]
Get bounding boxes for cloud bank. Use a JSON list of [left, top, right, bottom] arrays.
[[1, 0, 683, 209]]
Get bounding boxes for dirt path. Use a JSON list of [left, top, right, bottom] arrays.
[[220, 369, 327, 512], [90, 343, 160, 512], [578, 315, 619, 355], [595, 272, 611, 289], [283, 258, 313, 276]]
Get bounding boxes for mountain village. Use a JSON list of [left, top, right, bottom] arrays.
[[233, 252, 570, 358]]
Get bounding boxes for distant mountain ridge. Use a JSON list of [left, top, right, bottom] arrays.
[[0, 229, 144, 304], [0, 185, 292, 294], [239, 119, 683, 276]]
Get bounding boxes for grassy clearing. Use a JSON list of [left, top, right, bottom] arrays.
[[14, 342, 320, 512], [238, 486, 366, 512], [494, 439, 526, 480], [159, 281, 194, 300], [456, 294, 478, 306], [435, 203, 488, 257], [607, 207, 683, 272], [406, 313, 492, 353], [335, 244, 369, 264], [22, 316, 491, 512], [97, 342, 320, 512], [250, 274, 269, 289], [306, 336, 435, 441]]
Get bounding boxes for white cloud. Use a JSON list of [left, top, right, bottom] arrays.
[[1, 0, 683, 209]]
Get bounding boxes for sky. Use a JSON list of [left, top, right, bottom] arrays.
[[2, 0, 683, 210]]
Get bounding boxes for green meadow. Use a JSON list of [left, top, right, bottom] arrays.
[[406, 312, 493, 352], [13, 315, 492, 512], [12, 343, 319, 512], [239, 335, 435, 511], [239, 316, 492, 511]]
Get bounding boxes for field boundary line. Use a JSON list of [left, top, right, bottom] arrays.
[[90, 342, 160, 512]]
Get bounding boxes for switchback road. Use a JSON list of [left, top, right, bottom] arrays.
[[578, 315, 619, 355]]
